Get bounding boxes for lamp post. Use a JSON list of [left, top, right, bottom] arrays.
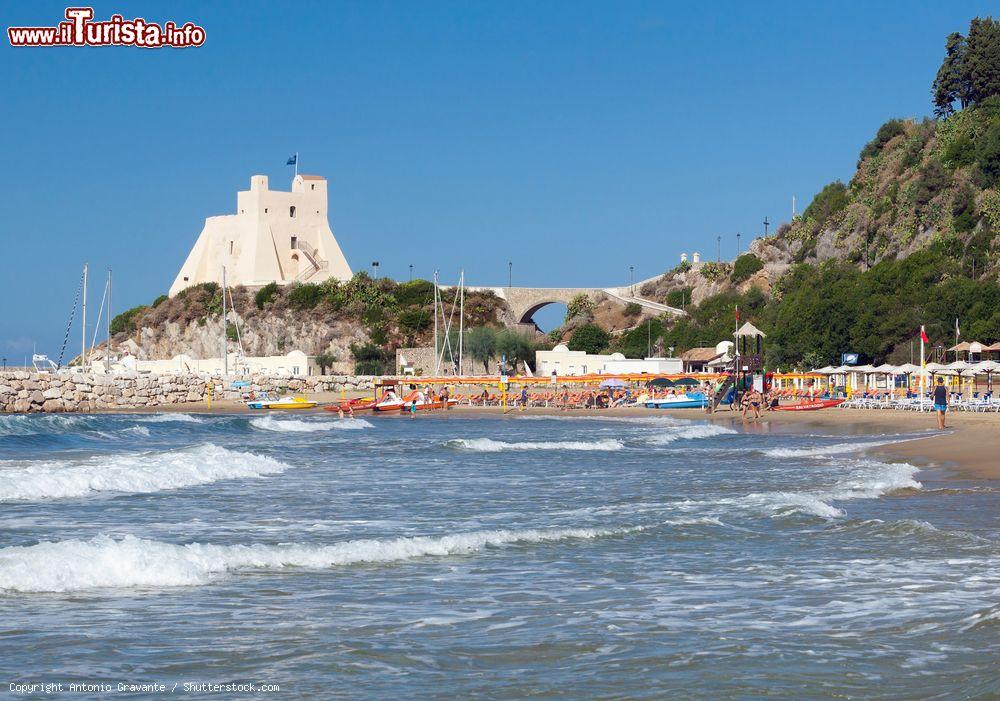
[[716, 236, 721, 262], [508, 261, 512, 288], [409, 264, 413, 281], [371, 261, 380, 279], [629, 265, 634, 296], [736, 233, 741, 256]]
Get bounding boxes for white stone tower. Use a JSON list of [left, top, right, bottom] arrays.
[[169, 174, 353, 296]]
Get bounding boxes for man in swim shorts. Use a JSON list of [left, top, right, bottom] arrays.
[[933, 376, 948, 429]]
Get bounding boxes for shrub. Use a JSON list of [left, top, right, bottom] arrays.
[[287, 283, 323, 310], [566, 293, 595, 322], [350, 343, 390, 375], [859, 119, 906, 162], [803, 181, 850, 226], [397, 308, 431, 335], [731, 254, 765, 283], [315, 352, 338, 374], [151, 294, 168, 308], [977, 122, 1000, 186], [568, 323, 610, 355], [225, 323, 238, 342], [913, 160, 950, 210], [495, 329, 534, 370], [952, 184, 978, 232], [665, 287, 691, 307], [698, 261, 731, 281], [255, 282, 279, 309], [623, 302, 642, 317], [110, 306, 147, 336], [394, 279, 435, 307]]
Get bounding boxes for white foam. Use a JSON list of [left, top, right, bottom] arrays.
[[764, 439, 898, 458], [447, 438, 624, 452], [332, 418, 374, 430], [134, 413, 205, 424], [0, 444, 290, 501], [249, 415, 337, 433], [646, 423, 737, 445], [122, 426, 151, 438], [0, 526, 641, 592], [736, 460, 921, 520]]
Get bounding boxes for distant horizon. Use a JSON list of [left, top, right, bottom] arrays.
[[2, 1, 997, 353]]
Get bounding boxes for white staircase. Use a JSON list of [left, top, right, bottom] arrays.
[[293, 241, 329, 282]]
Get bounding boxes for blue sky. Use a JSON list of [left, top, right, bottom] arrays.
[[0, 0, 994, 356]]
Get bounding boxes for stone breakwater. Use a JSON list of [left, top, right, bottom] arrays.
[[0, 372, 379, 413]]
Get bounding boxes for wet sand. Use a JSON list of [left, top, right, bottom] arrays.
[[115, 397, 999, 481]]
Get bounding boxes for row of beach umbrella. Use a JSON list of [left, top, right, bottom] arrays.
[[813, 360, 1000, 377]]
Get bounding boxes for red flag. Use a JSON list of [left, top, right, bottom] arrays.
[[735, 306, 741, 323], [920, 328, 929, 344]]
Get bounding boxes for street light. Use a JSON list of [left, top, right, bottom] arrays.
[[716, 236, 721, 262], [409, 264, 413, 281], [508, 261, 512, 288], [736, 233, 741, 256], [629, 265, 634, 296], [371, 261, 380, 279]]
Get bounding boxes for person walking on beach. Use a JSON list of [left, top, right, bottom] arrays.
[[933, 377, 948, 429]]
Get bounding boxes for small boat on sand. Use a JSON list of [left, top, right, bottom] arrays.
[[773, 398, 845, 411], [645, 392, 709, 409], [247, 394, 317, 410]]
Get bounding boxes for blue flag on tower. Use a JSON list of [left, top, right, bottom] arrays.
[[286, 154, 297, 165]]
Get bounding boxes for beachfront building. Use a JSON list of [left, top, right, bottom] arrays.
[[602, 356, 683, 375], [169, 174, 352, 296], [91, 350, 321, 377], [680, 341, 734, 373], [535, 345, 618, 377]]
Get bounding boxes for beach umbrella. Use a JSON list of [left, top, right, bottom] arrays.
[[647, 377, 674, 388], [946, 360, 971, 371], [896, 363, 920, 374], [599, 378, 626, 389], [814, 366, 837, 374], [673, 377, 700, 387]]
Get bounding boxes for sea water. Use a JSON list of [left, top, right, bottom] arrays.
[[0, 412, 997, 699]]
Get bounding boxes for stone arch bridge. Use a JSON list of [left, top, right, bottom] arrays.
[[461, 285, 685, 327]]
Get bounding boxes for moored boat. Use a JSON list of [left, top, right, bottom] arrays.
[[773, 398, 845, 411], [247, 394, 317, 410], [645, 392, 709, 409]]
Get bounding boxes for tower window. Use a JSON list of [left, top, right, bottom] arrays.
[[264, 208, 268, 214], [311, 184, 315, 191], [289, 206, 296, 218], [229, 241, 233, 254], [290, 236, 297, 250]]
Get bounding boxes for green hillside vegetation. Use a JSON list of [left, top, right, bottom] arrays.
[[626, 16, 1000, 369]]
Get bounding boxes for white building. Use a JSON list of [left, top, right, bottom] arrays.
[[169, 174, 352, 296], [535, 346, 684, 377], [92, 350, 319, 377], [602, 356, 683, 375], [536, 345, 615, 377]]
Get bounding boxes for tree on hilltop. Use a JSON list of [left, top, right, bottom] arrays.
[[933, 17, 1000, 116]]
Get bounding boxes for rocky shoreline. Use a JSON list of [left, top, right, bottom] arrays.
[[0, 372, 378, 413]]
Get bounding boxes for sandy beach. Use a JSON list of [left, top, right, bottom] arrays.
[[111, 394, 1000, 481]]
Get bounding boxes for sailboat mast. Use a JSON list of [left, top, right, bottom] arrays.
[[458, 270, 464, 376], [81, 263, 88, 369], [106, 268, 112, 373], [433, 271, 439, 376], [222, 266, 228, 376]]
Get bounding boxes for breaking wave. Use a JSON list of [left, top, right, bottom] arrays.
[[0, 414, 101, 436], [249, 415, 372, 432], [645, 423, 737, 445], [446, 438, 624, 452], [764, 439, 901, 458], [735, 460, 921, 520], [134, 413, 206, 424], [0, 444, 290, 501], [0, 526, 641, 592]]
